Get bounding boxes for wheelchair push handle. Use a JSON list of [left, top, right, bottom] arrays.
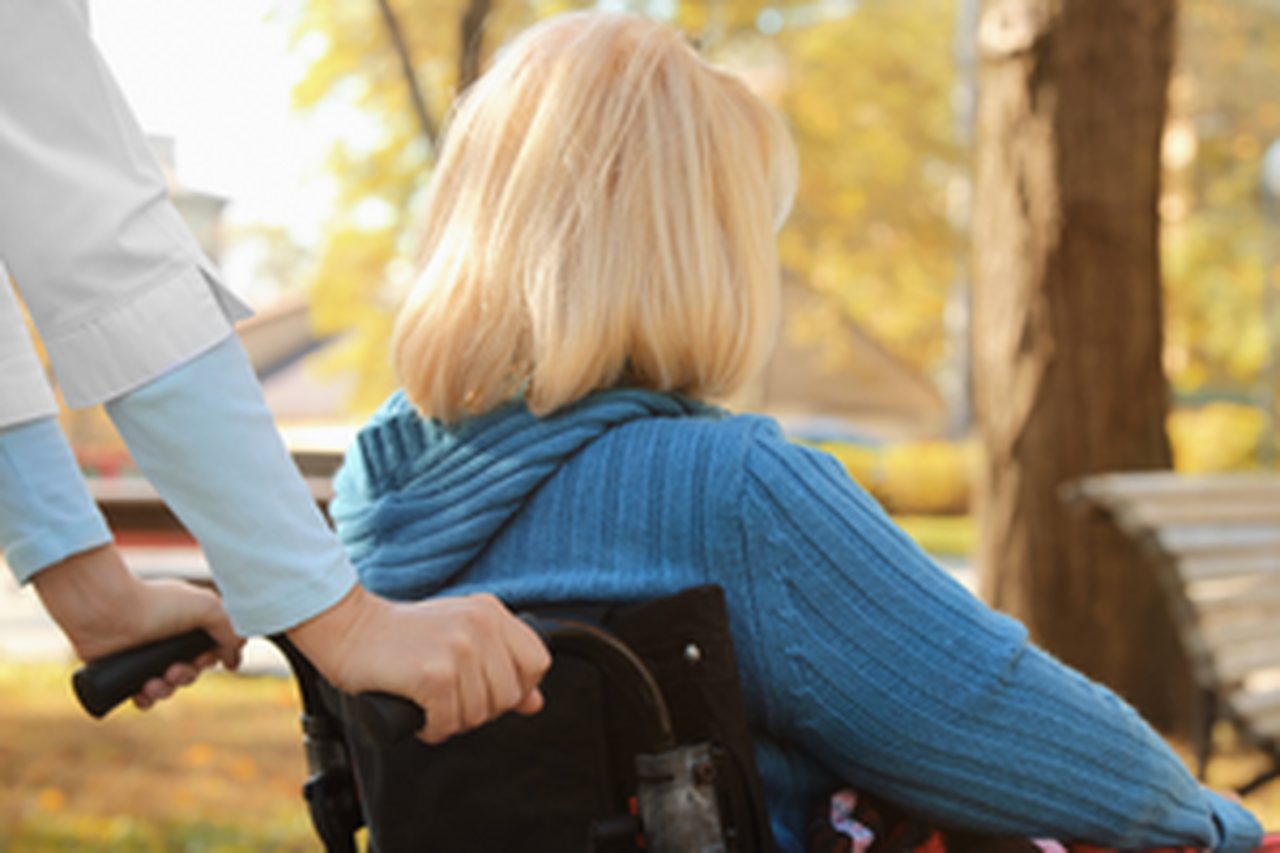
[[350, 690, 425, 744], [352, 613, 676, 750], [67, 617, 554, 733], [72, 614, 675, 753], [348, 613, 556, 745], [71, 628, 218, 719]]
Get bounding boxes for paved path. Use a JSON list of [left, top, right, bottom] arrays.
[[0, 551, 290, 675], [0, 570, 72, 663]]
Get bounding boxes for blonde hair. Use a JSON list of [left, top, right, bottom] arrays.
[[392, 11, 798, 422]]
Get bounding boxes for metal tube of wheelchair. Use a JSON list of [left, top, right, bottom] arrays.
[[635, 742, 729, 853]]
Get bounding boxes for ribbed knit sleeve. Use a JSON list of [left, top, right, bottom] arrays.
[[734, 422, 1262, 852]]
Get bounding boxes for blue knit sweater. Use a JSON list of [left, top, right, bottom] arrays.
[[331, 388, 1262, 853]]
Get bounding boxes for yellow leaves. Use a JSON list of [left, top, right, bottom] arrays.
[[1232, 132, 1262, 161], [1258, 101, 1280, 129], [815, 439, 879, 486], [230, 757, 260, 783], [877, 440, 975, 515], [1162, 210, 1271, 392], [0, 665, 313, 849], [1164, 0, 1280, 396], [290, 3, 383, 111], [815, 402, 1273, 515], [173, 786, 197, 810], [774, 0, 961, 373], [287, 0, 967, 416], [311, 311, 401, 416], [307, 225, 400, 336], [183, 743, 215, 768], [529, 0, 584, 17], [895, 514, 975, 558], [810, 437, 977, 515], [280, 0, 1280, 422], [1168, 403, 1266, 473], [36, 786, 66, 813]]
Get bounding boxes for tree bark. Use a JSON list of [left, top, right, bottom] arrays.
[[457, 0, 494, 95], [972, 0, 1191, 732], [375, 0, 438, 150]]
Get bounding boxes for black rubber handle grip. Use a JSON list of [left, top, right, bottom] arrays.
[[351, 691, 426, 745], [72, 628, 218, 719]]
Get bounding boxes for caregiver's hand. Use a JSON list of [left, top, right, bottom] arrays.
[[34, 544, 244, 708], [287, 585, 550, 744]]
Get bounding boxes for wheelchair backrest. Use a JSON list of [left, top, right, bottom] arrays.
[[286, 585, 775, 853]]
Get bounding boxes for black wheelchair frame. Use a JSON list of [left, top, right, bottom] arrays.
[[73, 585, 775, 853]]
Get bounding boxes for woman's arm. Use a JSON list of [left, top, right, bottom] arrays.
[[736, 424, 1261, 851]]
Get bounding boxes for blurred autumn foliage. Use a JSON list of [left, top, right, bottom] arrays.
[[0, 663, 313, 850], [287, 0, 963, 415], [282, 0, 1280, 469], [1164, 0, 1280, 398], [816, 402, 1270, 521]]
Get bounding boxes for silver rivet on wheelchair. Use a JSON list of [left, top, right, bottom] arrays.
[[683, 642, 702, 664]]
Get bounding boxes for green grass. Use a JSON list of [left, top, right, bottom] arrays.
[[896, 513, 976, 557]]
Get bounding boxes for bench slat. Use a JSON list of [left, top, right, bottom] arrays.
[[1074, 472, 1280, 502], [1216, 647, 1280, 684], [1069, 471, 1280, 770], [1201, 617, 1280, 652], [1127, 502, 1280, 527], [1179, 553, 1280, 582], [1231, 688, 1280, 718], [1229, 689, 1280, 743], [1186, 581, 1280, 614], [1247, 712, 1280, 742], [1155, 526, 1280, 557]]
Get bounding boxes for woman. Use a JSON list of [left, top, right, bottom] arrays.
[[329, 11, 1262, 851]]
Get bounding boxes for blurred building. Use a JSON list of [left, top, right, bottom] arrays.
[[150, 136, 228, 263]]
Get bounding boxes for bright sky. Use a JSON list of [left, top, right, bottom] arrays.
[[89, 0, 333, 250]]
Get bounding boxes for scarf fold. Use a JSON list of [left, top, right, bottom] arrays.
[[331, 388, 716, 600]]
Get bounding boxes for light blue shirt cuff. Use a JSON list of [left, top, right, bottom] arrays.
[[0, 416, 113, 581], [105, 335, 357, 636]]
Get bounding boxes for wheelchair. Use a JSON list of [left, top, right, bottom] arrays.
[[73, 585, 775, 853], [78, 585, 1265, 852]]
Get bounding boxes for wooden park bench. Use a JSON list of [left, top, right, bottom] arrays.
[[1066, 471, 1280, 795]]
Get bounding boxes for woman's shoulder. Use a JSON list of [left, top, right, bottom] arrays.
[[601, 406, 862, 506], [604, 402, 785, 454], [676, 410, 853, 483]]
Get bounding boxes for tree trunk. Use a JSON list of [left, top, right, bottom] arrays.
[[375, 0, 438, 150], [972, 0, 1191, 733], [457, 0, 494, 94]]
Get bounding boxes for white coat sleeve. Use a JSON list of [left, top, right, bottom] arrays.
[[0, 267, 58, 423], [0, 0, 252, 428]]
